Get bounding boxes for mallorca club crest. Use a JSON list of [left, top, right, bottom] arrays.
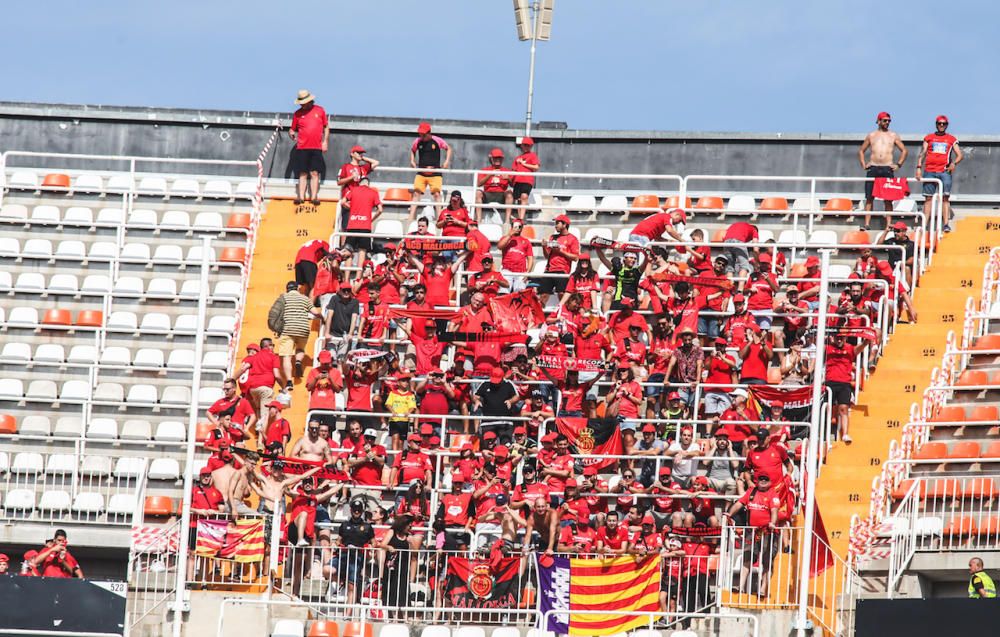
[[469, 563, 494, 599], [576, 427, 595, 454]]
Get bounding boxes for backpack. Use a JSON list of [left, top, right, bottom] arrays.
[[267, 294, 285, 334]]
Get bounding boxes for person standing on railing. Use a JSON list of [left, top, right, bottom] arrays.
[[859, 111, 908, 230], [916, 115, 963, 232], [968, 557, 997, 598], [407, 122, 452, 220], [627, 208, 686, 245], [721, 221, 760, 287], [511, 136, 539, 218], [289, 90, 329, 207]]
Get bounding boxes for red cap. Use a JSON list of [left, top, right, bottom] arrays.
[[877, 260, 894, 275], [407, 433, 422, 442], [541, 432, 557, 443], [482, 430, 498, 441], [247, 343, 260, 352], [641, 424, 656, 433], [397, 371, 412, 380], [670, 208, 687, 223], [451, 471, 465, 483], [892, 221, 908, 231], [565, 478, 579, 489], [417, 122, 432, 134], [199, 466, 212, 477], [936, 115, 949, 124], [693, 476, 710, 487], [805, 256, 820, 268], [350, 144, 365, 154], [641, 513, 655, 525], [681, 426, 693, 434], [317, 350, 333, 363], [489, 148, 504, 158], [667, 391, 682, 400], [0, 553, 8, 563], [490, 367, 505, 383], [494, 444, 509, 458], [659, 465, 672, 475], [771, 400, 785, 409], [583, 464, 598, 476], [521, 136, 534, 146], [419, 423, 434, 435], [733, 293, 746, 303], [553, 214, 571, 225], [513, 426, 527, 435], [876, 111, 891, 121], [620, 296, 636, 307], [714, 337, 728, 346], [461, 442, 473, 452], [266, 400, 284, 410], [757, 251, 772, 262]]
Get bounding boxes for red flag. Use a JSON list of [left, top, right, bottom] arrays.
[[872, 177, 910, 201], [556, 417, 622, 471], [490, 289, 545, 333], [748, 385, 815, 411], [808, 499, 835, 576]]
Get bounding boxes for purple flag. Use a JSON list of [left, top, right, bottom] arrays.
[[537, 554, 570, 634]]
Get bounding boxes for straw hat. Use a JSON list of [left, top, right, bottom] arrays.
[[295, 89, 315, 105]]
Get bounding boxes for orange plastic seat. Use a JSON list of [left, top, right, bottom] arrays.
[[963, 478, 997, 500], [944, 516, 977, 536], [978, 515, 1000, 536], [519, 584, 537, 608], [695, 196, 724, 210], [307, 621, 339, 637], [42, 309, 73, 326], [927, 479, 960, 499], [822, 198, 853, 212], [984, 441, 1000, 458], [521, 225, 536, 240], [384, 188, 411, 202], [913, 441, 948, 461], [631, 194, 660, 214], [842, 230, 872, 246], [0, 414, 16, 435], [711, 228, 728, 243], [758, 197, 788, 211], [144, 496, 174, 517], [892, 478, 914, 500], [970, 406, 1000, 422], [195, 422, 215, 443], [931, 405, 966, 423], [342, 622, 373, 637], [226, 213, 252, 230], [789, 263, 808, 279], [220, 247, 246, 263], [974, 334, 1000, 351], [42, 173, 71, 189], [450, 434, 478, 452], [957, 370, 989, 387], [75, 310, 104, 328], [663, 196, 692, 209]]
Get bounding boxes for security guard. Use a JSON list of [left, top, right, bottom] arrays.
[[969, 557, 997, 598]]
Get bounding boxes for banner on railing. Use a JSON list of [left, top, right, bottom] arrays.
[[556, 417, 623, 471], [444, 555, 521, 609], [536, 355, 610, 373], [748, 385, 815, 412], [195, 518, 266, 563], [131, 525, 179, 553]]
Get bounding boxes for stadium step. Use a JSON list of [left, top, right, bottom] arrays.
[[815, 216, 1000, 559]]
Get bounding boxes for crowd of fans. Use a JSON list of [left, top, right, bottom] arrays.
[[0, 530, 84, 579]]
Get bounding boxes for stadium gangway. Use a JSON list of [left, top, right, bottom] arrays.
[[539, 608, 761, 637]]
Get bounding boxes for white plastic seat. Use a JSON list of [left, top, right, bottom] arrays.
[[154, 421, 186, 442], [72, 492, 105, 514], [7, 307, 38, 326], [777, 229, 807, 246], [791, 197, 818, 211], [87, 418, 119, 440], [74, 174, 104, 192], [148, 458, 180, 480], [45, 454, 76, 475], [197, 387, 222, 407], [88, 241, 119, 260], [153, 244, 184, 262], [566, 194, 597, 212], [192, 212, 224, 231], [421, 628, 451, 637], [30, 206, 60, 224], [757, 229, 775, 243], [162, 386, 192, 406], [668, 631, 696, 637], [0, 237, 19, 256], [0, 451, 7, 472], [114, 276, 145, 295], [140, 313, 172, 332], [453, 629, 485, 637], [55, 240, 87, 259], [166, 349, 196, 370], [14, 272, 45, 292], [100, 346, 132, 366], [180, 280, 202, 296], [54, 417, 83, 438], [378, 624, 410, 637], [202, 351, 229, 370], [876, 516, 910, 537], [203, 180, 233, 198], [160, 210, 191, 230], [81, 274, 112, 294], [19, 415, 52, 436], [914, 516, 944, 536], [120, 419, 152, 440], [374, 218, 404, 237], [121, 242, 152, 261], [147, 278, 178, 296], [479, 223, 503, 243], [108, 311, 139, 331], [0, 343, 32, 362], [206, 315, 235, 335], [133, 348, 165, 368], [80, 456, 112, 477], [39, 490, 72, 512], [138, 176, 168, 196], [171, 178, 200, 197], [34, 344, 66, 363], [68, 345, 98, 364], [583, 227, 613, 243], [4, 489, 34, 510], [173, 315, 198, 332], [12, 452, 43, 474], [48, 274, 79, 293], [113, 457, 146, 479], [0, 271, 10, 291], [213, 280, 242, 300], [26, 380, 57, 401], [597, 194, 628, 213], [895, 199, 917, 213], [127, 384, 159, 405], [108, 493, 138, 516], [9, 171, 38, 188], [0, 204, 29, 221], [106, 175, 134, 192], [185, 245, 216, 265], [726, 195, 756, 212], [127, 209, 158, 228], [60, 380, 92, 402], [235, 181, 257, 197], [94, 382, 125, 403], [63, 206, 94, 225], [531, 259, 548, 274], [96, 207, 125, 224], [807, 230, 838, 246], [828, 264, 853, 280], [271, 619, 305, 637]]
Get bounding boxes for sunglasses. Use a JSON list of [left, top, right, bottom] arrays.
[[937, 122, 948, 126], [623, 474, 634, 479], [879, 118, 891, 123]]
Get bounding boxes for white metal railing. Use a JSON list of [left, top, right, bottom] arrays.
[[126, 519, 180, 630]]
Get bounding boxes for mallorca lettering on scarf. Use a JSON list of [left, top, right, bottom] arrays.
[[535, 355, 610, 372], [402, 237, 464, 252]]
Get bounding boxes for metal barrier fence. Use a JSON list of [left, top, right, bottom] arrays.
[[126, 519, 180, 631]]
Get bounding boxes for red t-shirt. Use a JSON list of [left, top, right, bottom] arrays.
[[649, 337, 673, 375], [246, 349, 280, 390], [351, 444, 387, 485], [614, 338, 647, 366], [374, 262, 402, 304], [596, 525, 631, 551], [614, 380, 643, 418], [346, 372, 378, 411], [705, 353, 736, 385], [338, 162, 373, 198], [738, 487, 781, 528], [501, 235, 532, 273], [513, 151, 539, 185], [724, 312, 759, 349], [465, 229, 492, 272], [190, 485, 224, 527], [559, 525, 597, 552], [438, 207, 471, 237], [291, 105, 327, 150], [411, 332, 446, 374], [209, 396, 254, 427], [608, 311, 648, 342], [632, 212, 675, 240], [295, 240, 329, 265], [724, 222, 759, 243], [393, 451, 433, 485], [361, 302, 391, 340], [344, 185, 381, 231], [545, 233, 580, 273], [442, 493, 473, 526], [544, 453, 575, 492], [575, 329, 609, 359], [923, 132, 958, 173], [471, 270, 506, 300], [745, 273, 777, 311], [422, 268, 453, 308], [566, 273, 600, 309], [825, 343, 856, 384], [481, 166, 511, 192], [739, 342, 769, 382], [264, 418, 291, 447], [746, 444, 789, 484], [40, 549, 80, 578]]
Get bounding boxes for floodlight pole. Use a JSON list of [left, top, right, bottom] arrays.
[[524, 1, 541, 136]]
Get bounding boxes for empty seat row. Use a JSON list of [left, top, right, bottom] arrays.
[[893, 477, 998, 500], [912, 440, 1000, 461], [3, 489, 125, 516], [0, 238, 119, 261], [6, 171, 255, 199], [930, 405, 1000, 423], [95, 346, 229, 371], [0, 274, 242, 300], [2, 452, 176, 480], [4, 413, 186, 442], [107, 311, 235, 335], [125, 209, 251, 231], [1, 308, 104, 328], [0, 379, 223, 406], [1, 204, 126, 225], [0, 272, 113, 295], [110, 276, 242, 300], [955, 370, 1000, 387], [119, 243, 246, 265], [0, 379, 92, 402]]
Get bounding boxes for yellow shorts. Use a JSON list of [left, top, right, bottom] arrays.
[[275, 334, 308, 357], [413, 175, 443, 194]]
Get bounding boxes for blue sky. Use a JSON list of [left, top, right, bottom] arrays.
[[4, 1, 997, 134]]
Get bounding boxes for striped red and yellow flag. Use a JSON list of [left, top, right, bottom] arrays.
[[569, 555, 661, 636], [231, 519, 265, 563], [195, 519, 227, 557]]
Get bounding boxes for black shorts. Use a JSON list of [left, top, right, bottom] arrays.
[[482, 191, 508, 204], [865, 165, 894, 200], [295, 261, 318, 287], [388, 419, 410, 439], [531, 274, 567, 296], [512, 182, 533, 200], [826, 381, 854, 405], [293, 148, 326, 175], [342, 232, 373, 253]]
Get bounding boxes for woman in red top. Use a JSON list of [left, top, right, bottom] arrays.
[[416, 369, 455, 431], [437, 191, 472, 237], [645, 316, 675, 418], [562, 256, 600, 310], [745, 253, 780, 329], [738, 325, 772, 384], [407, 253, 464, 308], [609, 366, 643, 454]]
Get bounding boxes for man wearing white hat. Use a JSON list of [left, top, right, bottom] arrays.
[[289, 89, 329, 206]]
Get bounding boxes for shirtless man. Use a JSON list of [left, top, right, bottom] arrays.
[[858, 111, 908, 229], [254, 460, 324, 543], [212, 448, 259, 519], [292, 422, 333, 463], [508, 496, 559, 557]]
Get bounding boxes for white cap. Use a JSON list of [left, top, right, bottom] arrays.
[[730, 388, 749, 399], [363, 428, 378, 438]]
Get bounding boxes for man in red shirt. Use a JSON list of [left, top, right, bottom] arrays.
[[738, 324, 772, 385], [744, 428, 793, 486], [628, 207, 686, 245], [336, 144, 380, 199], [497, 219, 534, 291], [722, 221, 759, 284], [187, 467, 225, 578], [207, 378, 257, 445], [262, 401, 292, 452], [347, 428, 387, 487], [558, 504, 598, 553], [294, 238, 330, 294], [238, 337, 281, 428], [288, 90, 329, 206], [511, 137, 539, 217], [341, 175, 383, 274], [596, 510, 632, 555], [825, 332, 858, 443], [725, 474, 781, 597], [476, 148, 514, 222], [31, 530, 83, 578], [536, 214, 580, 305], [916, 114, 963, 231], [389, 434, 434, 486], [607, 297, 650, 342], [468, 255, 509, 301]]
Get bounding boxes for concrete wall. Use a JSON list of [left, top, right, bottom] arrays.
[[2, 101, 999, 198]]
